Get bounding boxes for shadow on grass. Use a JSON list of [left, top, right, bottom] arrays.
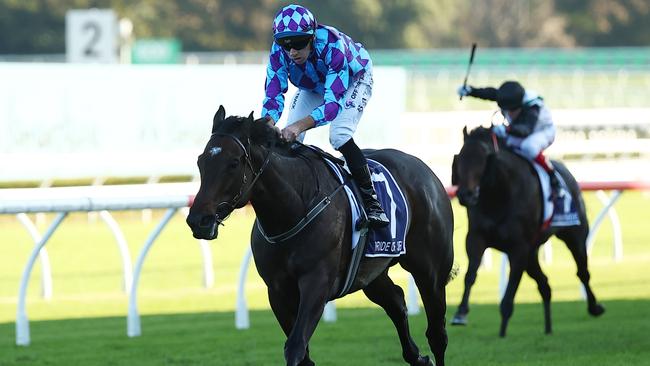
[[0, 299, 649, 366]]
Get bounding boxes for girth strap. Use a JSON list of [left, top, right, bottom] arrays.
[[336, 225, 369, 298], [256, 184, 345, 244]]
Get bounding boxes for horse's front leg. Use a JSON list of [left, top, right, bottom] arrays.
[[498, 248, 527, 337], [452, 231, 485, 326], [267, 275, 316, 366], [284, 269, 331, 366]]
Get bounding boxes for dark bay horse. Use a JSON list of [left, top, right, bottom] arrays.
[[186, 106, 454, 366], [451, 126, 605, 337]]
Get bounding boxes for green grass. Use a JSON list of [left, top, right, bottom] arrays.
[[1, 192, 649, 365]]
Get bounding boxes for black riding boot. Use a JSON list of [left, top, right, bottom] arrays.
[[338, 138, 389, 228], [350, 165, 390, 228]]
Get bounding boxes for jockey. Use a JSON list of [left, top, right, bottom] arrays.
[[457, 81, 561, 197], [261, 4, 389, 228]]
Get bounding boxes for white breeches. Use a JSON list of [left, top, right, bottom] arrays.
[[286, 69, 373, 150], [506, 125, 556, 160]]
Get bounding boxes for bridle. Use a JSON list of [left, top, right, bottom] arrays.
[[211, 133, 271, 225], [208, 133, 343, 244]]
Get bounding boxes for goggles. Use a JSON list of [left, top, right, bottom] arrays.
[[276, 35, 313, 51]]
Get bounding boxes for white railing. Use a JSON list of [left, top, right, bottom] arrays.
[[0, 183, 203, 346], [3, 180, 648, 343], [233, 180, 650, 325]]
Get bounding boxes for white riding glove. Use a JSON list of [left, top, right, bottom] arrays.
[[457, 85, 472, 97], [492, 124, 507, 138]]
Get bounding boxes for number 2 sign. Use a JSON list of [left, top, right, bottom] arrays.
[[66, 9, 118, 63]]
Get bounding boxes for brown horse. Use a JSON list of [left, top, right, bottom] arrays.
[[186, 106, 454, 365], [451, 125, 605, 337]]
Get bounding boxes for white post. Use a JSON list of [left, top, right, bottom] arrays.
[[16, 212, 68, 346], [481, 248, 493, 270], [127, 208, 177, 337], [594, 190, 623, 262], [99, 210, 133, 293], [182, 208, 215, 288], [499, 253, 508, 301], [543, 240, 553, 264], [586, 190, 623, 256], [16, 213, 53, 299], [235, 246, 253, 329], [198, 239, 215, 288], [407, 274, 420, 315], [323, 301, 337, 322]]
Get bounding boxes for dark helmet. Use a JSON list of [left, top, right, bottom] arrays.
[[497, 81, 525, 110]]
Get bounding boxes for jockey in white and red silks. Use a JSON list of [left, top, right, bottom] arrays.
[[458, 81, 561, 197]]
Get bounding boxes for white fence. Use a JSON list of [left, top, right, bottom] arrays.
[[0, 183, 200, 346], [3, 180, 647, 345]]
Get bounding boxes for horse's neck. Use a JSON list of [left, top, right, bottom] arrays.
[[479, 152, 523, 208], [249, 147, 325, 230]]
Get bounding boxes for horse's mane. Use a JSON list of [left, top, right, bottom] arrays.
[[464, 126, 493, 143], [212, 113, 304, 156]]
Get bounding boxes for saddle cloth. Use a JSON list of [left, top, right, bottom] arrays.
[[323, 158, 409, 257], [531, 163, 581, 228]]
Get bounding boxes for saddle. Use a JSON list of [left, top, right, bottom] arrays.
[[523, 158, 581, 229], [296, 143, 410, 297]]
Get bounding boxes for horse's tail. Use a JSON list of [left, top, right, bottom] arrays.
[[446, 263, 459, 284]]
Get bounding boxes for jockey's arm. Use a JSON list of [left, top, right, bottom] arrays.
[[468, 86, 498, 101], [508, 106, 539, 137]]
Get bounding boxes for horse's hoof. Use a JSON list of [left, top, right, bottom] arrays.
[[412, 355, 433, 366], [450, 313, 468, 326], [589, 303, 605, 317]]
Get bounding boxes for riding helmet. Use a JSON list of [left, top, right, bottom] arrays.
[[497, 81, 525, 110], [272, 4, 317, 40]]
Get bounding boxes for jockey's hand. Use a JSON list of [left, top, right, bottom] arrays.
[[281, 116, 315, 142], [264, 116, 277, 128], [264, 116, 281, 137], [281, 123, 303, 142], [492, 124, 507, 138], [457, 85, 472, 97]]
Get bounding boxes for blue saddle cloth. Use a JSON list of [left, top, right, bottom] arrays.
[[364, 159, 409, 256], [530, 162, 581, 227], [322, 156, 409, 257]]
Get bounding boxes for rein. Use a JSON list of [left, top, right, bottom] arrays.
[[491, 132, 500, 152], [256, 184, 344, 244], [256, 143, 343, 244], [214, 133, 344, 244]]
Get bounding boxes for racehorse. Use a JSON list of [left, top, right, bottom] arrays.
[[450, 125, 605, 337], [186, 106, 454, 366]]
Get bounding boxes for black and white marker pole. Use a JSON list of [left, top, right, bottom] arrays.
[[459, 43, 477, 101]]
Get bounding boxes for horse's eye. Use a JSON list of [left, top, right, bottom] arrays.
[[228, 159, 240, 169]]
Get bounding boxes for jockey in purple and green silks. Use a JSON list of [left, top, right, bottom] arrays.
[[261, 4, 388, 228]]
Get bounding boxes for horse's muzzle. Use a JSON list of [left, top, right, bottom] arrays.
[[186, 213, 219, 240], [457, 187, 479, 207]]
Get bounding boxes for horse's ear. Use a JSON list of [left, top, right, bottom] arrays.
[[248, 111, 254, 121], [462, 126, 468, 140], [212, 105, 226, 133], [451, 154, 459, 186]]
